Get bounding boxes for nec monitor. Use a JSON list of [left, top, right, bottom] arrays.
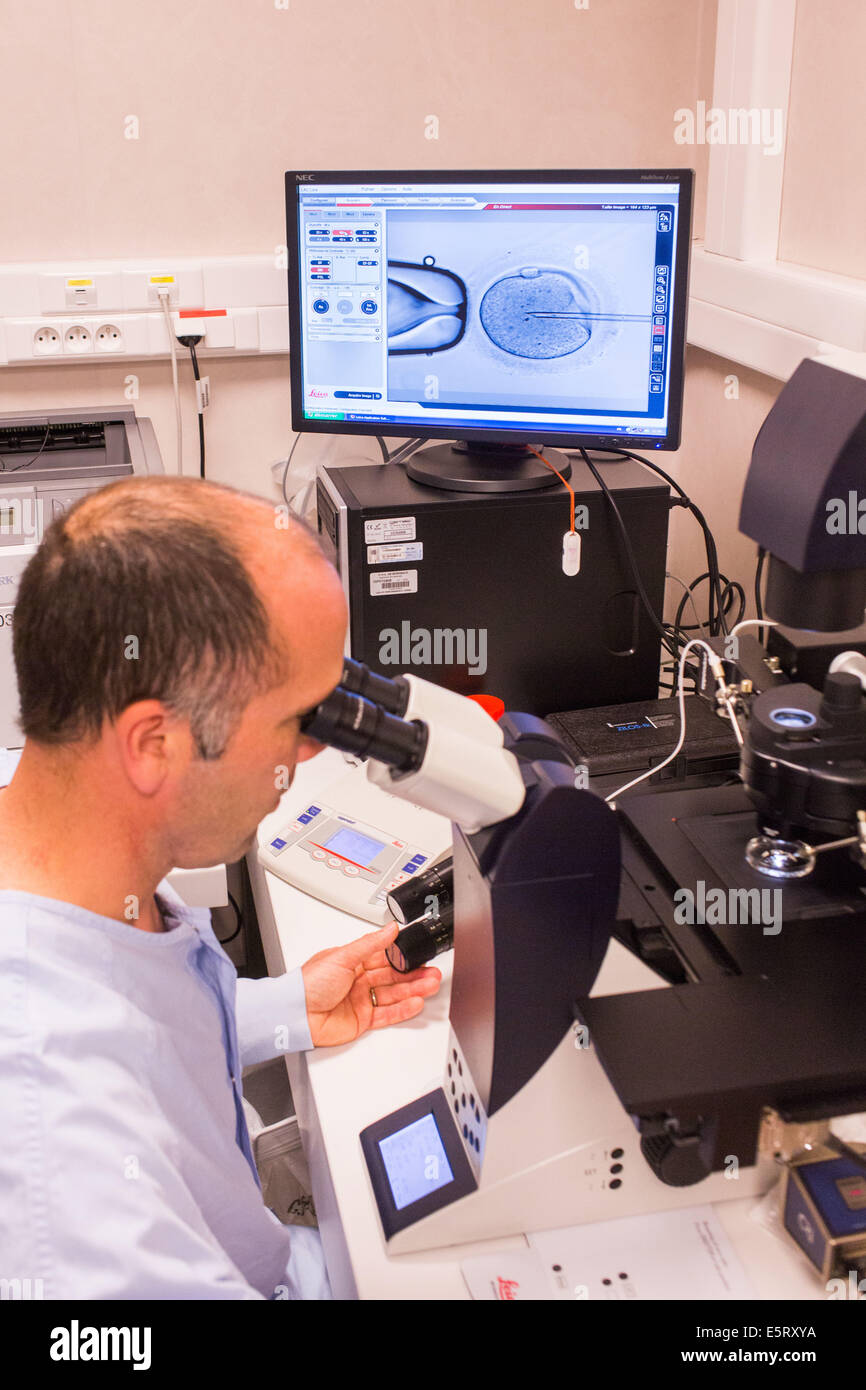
[[286, 169, 693, 486]]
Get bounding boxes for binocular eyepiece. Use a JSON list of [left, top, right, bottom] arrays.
[[300, 659, 456, 973], [300, 657, 427, 774]]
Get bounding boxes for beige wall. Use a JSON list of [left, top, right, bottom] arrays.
[[0, 0, 716, 261], [0, 0, 778, 629], [665, 348, 779, 627], [779, 0, 866, 278]]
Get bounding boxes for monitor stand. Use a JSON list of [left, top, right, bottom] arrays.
[[405, 440, 571, 494]]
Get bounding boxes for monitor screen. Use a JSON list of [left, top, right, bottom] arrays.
[[286, 169, 693, 452]]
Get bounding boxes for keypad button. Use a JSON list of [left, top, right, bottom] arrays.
[[312, 849, 327, 860]]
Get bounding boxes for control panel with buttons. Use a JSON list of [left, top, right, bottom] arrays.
[[258, 764, 452, 924]]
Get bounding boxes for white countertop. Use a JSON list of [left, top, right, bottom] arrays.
[[247, 748, 823, 1301]]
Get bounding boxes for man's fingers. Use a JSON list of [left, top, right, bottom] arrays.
[[367, 995, 426, 1029], [333, 922, 399, 970], [365, 964, 442, 990], [364, 973, 441, 1007]]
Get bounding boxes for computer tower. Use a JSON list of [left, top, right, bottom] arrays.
[[316, 455, 669, 716]]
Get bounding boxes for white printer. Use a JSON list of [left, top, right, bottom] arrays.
[[0, 406, 164, 749]]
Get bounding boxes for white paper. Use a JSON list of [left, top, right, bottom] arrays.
[[526, 1204, 755, 1300], [461, 1248, 559, 1301]]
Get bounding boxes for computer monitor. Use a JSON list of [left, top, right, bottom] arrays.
[[286, 168, 693, 491]]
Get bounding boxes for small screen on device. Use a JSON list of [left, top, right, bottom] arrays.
[[378, 1113, 455, 1210], [323, 826, 385, 867]]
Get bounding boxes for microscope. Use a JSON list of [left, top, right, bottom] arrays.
[[298, 359, 866, 1255], [577, 360, 866, 1242], [300, 655, 771, 1252]]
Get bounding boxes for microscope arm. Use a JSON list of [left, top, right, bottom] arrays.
[[366, 673, 527, 834]]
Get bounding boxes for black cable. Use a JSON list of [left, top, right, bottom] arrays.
[[376, 435, 390, 463], [755, 546, 766, 637], [382, 437, 425, 467], [216, 891, 243, 946], [721, 579, 746, 630], [280, 431, 304, 509], [0, 425, 52, 474], [579, 449, 681, 661], [188, 343, 205, 479], [673, 573, 744, 636], [575, 448, 728, 637]]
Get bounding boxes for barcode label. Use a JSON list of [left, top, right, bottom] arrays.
[[370, 569, 418, 596], [367, 542, 423, 565]]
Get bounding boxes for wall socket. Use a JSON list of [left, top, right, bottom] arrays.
[[94, 323, 124, 352], [64, 324, 92, 354], [33, 325, 61, 355]]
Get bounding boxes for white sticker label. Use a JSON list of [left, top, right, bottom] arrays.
[[364, 516, 416, 543], [370, 569, 418, 596], [367, 542, 423, 565]]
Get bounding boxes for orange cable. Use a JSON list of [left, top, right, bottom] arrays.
[[526, 445, 575, 533]]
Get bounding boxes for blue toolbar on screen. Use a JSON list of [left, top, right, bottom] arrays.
[[294, 178, 682, 440]]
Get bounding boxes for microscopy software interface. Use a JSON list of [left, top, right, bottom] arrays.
[[294, 179, 683, 438]]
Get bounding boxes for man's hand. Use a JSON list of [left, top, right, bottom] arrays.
[[301, 921, 442, 1047]]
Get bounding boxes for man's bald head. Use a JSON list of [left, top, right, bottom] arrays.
[[13, 475, 339, 759]]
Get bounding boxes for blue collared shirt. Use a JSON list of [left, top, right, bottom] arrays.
[[0, 884, 328, 1299]]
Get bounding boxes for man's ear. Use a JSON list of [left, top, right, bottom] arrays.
[[112, 700, 190, 796]]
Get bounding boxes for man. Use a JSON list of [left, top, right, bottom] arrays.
[[0, 475, 441, 1299]]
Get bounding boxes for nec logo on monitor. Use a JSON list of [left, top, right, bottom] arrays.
[[296, 174, 315, 181]]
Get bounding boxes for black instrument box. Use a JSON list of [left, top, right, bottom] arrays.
[[316, 456, 670, 716]]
